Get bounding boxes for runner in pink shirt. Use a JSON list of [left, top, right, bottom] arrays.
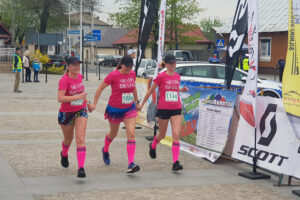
[[57, 56, 92, 178], [89, 55, 140, 173], [138, 55, 188, 172]]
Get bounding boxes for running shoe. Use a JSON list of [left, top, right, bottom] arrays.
[[172, 161, 183, 172], [77, 167, 86, 178], [60, 151, 69, 168], [149, 142, 156, 159], [102, 147, 110, 165], [127, 162, 140, 173]]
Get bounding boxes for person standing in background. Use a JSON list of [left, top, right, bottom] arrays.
[[32, 58, 40, 82], [13, 47, 22, 92], [276, 56, 286, 82], [127, 49, 136, 71], [23, 50, 31, 82]]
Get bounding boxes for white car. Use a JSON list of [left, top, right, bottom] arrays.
[[134, 59, 157, 78], [95, 54, 108, 65], [161, 61, 282, 98]]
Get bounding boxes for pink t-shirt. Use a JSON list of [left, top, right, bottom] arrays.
[[104, 69, 136, 109], [58, 73, 86, 112], [154, 71, 182, 110]]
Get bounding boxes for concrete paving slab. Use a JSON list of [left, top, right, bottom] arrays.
[[33, 184, 290, 200]]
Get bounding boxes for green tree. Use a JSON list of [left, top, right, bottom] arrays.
[[110, 0, 204, 49], [199, 17, 223, 42], [0, 0, 68, 46]]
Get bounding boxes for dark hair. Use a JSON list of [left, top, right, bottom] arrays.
[[160, 61, 166, 69], [117, 55, 134, 69], [116, 63, 122, 70]]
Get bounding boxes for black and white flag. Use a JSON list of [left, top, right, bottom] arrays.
[[225, 0, 248, 88], [135, 0, 159, 75]]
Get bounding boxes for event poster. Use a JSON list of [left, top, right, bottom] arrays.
[[135, 77, 155, 128], [179, 85, 237, 162]]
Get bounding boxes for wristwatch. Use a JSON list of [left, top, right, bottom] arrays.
[[87, 101, 91, 105]]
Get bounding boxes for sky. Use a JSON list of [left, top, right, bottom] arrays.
[[98, 0, 238, 25]]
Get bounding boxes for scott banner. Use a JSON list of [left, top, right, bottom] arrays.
[[232, 96, 300, 179], [282, 0, 300, 139], [177, 85, 237, 162]]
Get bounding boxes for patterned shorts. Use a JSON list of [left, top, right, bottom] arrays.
[[58, 107, 88, 126], [104, 103, 137, 123]]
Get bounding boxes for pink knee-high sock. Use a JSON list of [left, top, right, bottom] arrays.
[[172, 142, 180, 163], [76, 146, 86, 169], [103, 135, 113, 153], [127, 140, 136, 165], [151, 135, 160, 149], [62, 142, 70, 157]]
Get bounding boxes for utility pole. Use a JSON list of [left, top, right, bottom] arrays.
[[69, 2, 71, 56], [11, 0, 15, 46], [91, 0, 94, 65], [80, 0, 83, 69]]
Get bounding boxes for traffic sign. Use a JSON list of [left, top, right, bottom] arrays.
[[84, 34, 97, 42], [92, 30, 101, 41], [69, 30, 80, 34], [216, 39, 225, 48]]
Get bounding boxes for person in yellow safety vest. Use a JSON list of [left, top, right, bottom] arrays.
[[13, 47, 23, 92], [242, 55, 249, 72]]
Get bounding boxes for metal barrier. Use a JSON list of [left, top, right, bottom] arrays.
[[0, 47, 15, 61]]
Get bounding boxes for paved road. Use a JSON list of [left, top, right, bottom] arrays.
[[0, 72, 297, 200]]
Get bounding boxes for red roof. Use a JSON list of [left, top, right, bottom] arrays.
[[113, 25, 211, 45]]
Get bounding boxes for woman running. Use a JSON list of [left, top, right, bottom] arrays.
[[57, 56, 91, 178], [89, 55, 140, 173], [137, 55, 188, 171]]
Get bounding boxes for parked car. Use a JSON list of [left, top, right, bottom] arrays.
[[58, 53, 70, 61], [102, 55, 122, 67], [95, 54, 108, 65], [159, 61, 282, 98], [46, 55, 66, 67], [163, 50, 196, 61], [133, 59, 157, 78]]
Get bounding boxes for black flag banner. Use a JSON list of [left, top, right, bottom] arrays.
[[225, 0, 248, 88], [135, 0, 159, 75]]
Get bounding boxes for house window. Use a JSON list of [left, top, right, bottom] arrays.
[[260, 38, 271, 61]]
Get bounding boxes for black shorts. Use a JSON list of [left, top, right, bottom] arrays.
[[156, 109, 182, 120]]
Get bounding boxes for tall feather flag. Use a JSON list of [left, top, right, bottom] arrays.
[[135, 0, 159, 75], [146, 0, 166, 123], [225, 0, 248, 89], [239, 0, 258, 128], [282, 0, 300, 139]]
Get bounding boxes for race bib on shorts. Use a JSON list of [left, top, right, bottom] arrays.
[[165, 91, 178, 102], [122, 93, 134, 104], [71, 95, 83, 106]]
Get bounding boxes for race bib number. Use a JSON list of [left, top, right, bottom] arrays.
[[71, 95, 83, 106], [122, 93, 134, 104], [165, 91, 178, 102], [71, 99, 83, 106]]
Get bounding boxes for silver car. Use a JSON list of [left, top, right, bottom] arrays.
[[134, 59, 157, 78]]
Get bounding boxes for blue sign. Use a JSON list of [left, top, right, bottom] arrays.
[[216, 39, 225, 48], [84, 34, 97, 42], [69, 30, 80, 34], [92, 30, 101, 41]]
